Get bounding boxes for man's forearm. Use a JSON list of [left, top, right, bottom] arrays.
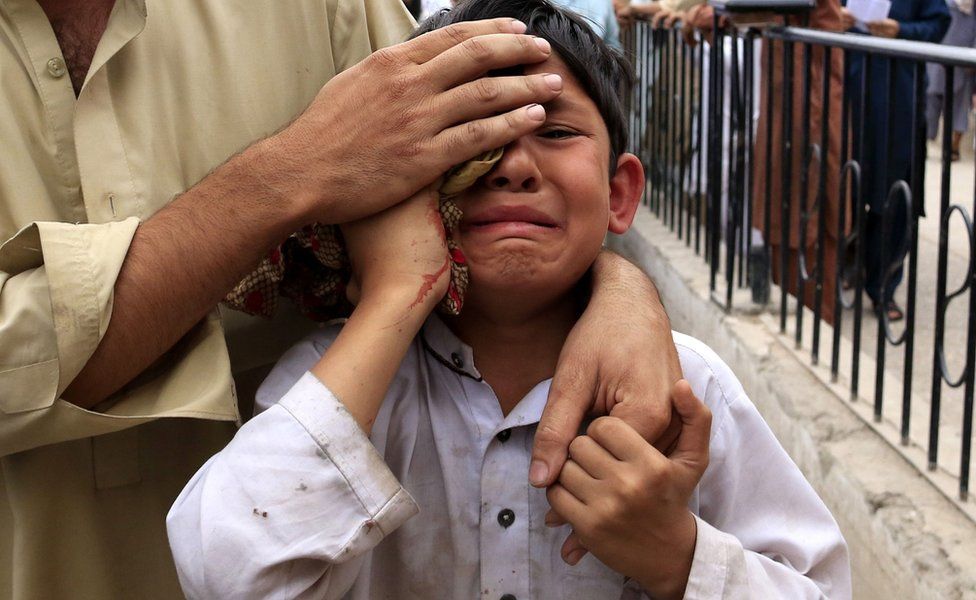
[[590, 250, 672, 333], [62, 138, 309, 408]]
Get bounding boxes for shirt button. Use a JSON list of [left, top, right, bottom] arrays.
[[500, 595, 517, 600], [497, 508, 515, 528], [496, 429, 511, 443], [46, 57, 66, 78], [450, 352, 464, 368]]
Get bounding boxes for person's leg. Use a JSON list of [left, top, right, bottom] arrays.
[[882, 194, 909, 306], [864, 206, 908, 321], [926, 62, 946, 141], [863, 209, 884, 306]]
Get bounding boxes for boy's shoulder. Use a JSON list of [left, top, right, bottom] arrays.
[[671, 331, 750, 436]]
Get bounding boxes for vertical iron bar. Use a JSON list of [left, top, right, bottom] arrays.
[[901, 61, 925, 444], [744, 33, 756, 288], [813, 44, 831, 364], [712, 22, 727, 290], [764, 37, 774, 303], [961, 178, 976, 500], [678, 34, 691, 244], [929, 65, 955, 469], [696, 34, 706, 255], [874, 57, 898, 423], [780, 39, 795, 332], [795, 42, 813, 348], [851, 51, 872, 402], [831, 47, 851, 381], [727, 32, 741, 309]]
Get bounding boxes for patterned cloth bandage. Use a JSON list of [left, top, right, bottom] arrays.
[[224, 148, 504, 320]]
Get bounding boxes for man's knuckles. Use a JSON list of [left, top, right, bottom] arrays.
[[472, 77, 502, 104], [459, 36, 496, 66], [366, 45, 407, 71]]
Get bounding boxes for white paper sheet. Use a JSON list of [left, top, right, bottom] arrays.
[[847, 0, 892, 29]]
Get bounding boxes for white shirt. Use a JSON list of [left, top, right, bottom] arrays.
[[167, 317, 851, 599]]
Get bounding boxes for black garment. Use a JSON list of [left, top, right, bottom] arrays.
[[844, 0, 949, 302]]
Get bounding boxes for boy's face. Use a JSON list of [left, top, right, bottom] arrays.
[[454, 53, 643, 306]]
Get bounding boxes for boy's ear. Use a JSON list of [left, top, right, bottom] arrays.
[[607, 152, 644, 235]]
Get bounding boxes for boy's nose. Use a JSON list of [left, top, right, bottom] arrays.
[[486, 141, 541, 193]]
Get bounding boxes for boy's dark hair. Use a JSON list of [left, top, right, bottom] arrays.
[[413, 0, 634, 171]]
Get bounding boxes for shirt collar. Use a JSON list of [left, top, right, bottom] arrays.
[[82, 0, 147, 93], [420, 315, 557, 433], [420, 314, 482, 381]]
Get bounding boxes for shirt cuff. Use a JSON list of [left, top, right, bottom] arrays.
[[278, 372, 418, 551], [0, 218, 139, 409], [0, 219, 241, 457], [683, 516, 748, 599]]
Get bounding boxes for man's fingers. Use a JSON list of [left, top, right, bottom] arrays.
[[436, 104, 547, 170], [531, 361, 595, 487], [560, 531, 589, 565], [423, 33, 552, 90], [404, 18, 528, 64], [668, 379, 711, 473], [435, 73, 562, 128]]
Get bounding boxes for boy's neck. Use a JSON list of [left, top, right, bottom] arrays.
[[445, 288, 584, 415]]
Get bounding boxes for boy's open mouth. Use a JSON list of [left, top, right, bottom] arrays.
[[461, 205, 560, 232]]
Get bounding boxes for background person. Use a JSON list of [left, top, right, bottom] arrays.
[[925, 0, 976, 161], [552, 0, 623, 47], [841, 0, 950, 321]]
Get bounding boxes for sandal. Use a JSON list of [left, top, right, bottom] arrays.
[[873, 300, 904, 322]]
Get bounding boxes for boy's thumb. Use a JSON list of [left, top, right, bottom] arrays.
[[668, 379, 711, 474]]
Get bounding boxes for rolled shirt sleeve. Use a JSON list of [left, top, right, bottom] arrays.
[[686, 397, 852, 598], [167, 372, 418, 600], [674, 335, 851, 599], [0, 219, 239, 457]]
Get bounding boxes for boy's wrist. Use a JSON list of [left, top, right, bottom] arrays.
[[356, 283, 439, 327], [634, 510, 698, 600]]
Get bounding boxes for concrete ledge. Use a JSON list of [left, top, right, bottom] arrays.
[[608, 211, 976, 599]]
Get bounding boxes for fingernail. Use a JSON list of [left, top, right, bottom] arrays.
[[529, 460, 549, 485], [526, 104, 545, 121], [543, 73, 562, 91], [534, 37, 551, 53], [510, 19, 527, 33]]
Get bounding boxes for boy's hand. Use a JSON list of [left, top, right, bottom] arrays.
[[341, 185, 450, 313], [545, 381, 711, 600]]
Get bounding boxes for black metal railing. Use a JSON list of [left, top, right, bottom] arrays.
[[622, 17, 976, 503]]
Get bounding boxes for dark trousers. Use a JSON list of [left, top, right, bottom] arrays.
[[864, 202, 909, 304]]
